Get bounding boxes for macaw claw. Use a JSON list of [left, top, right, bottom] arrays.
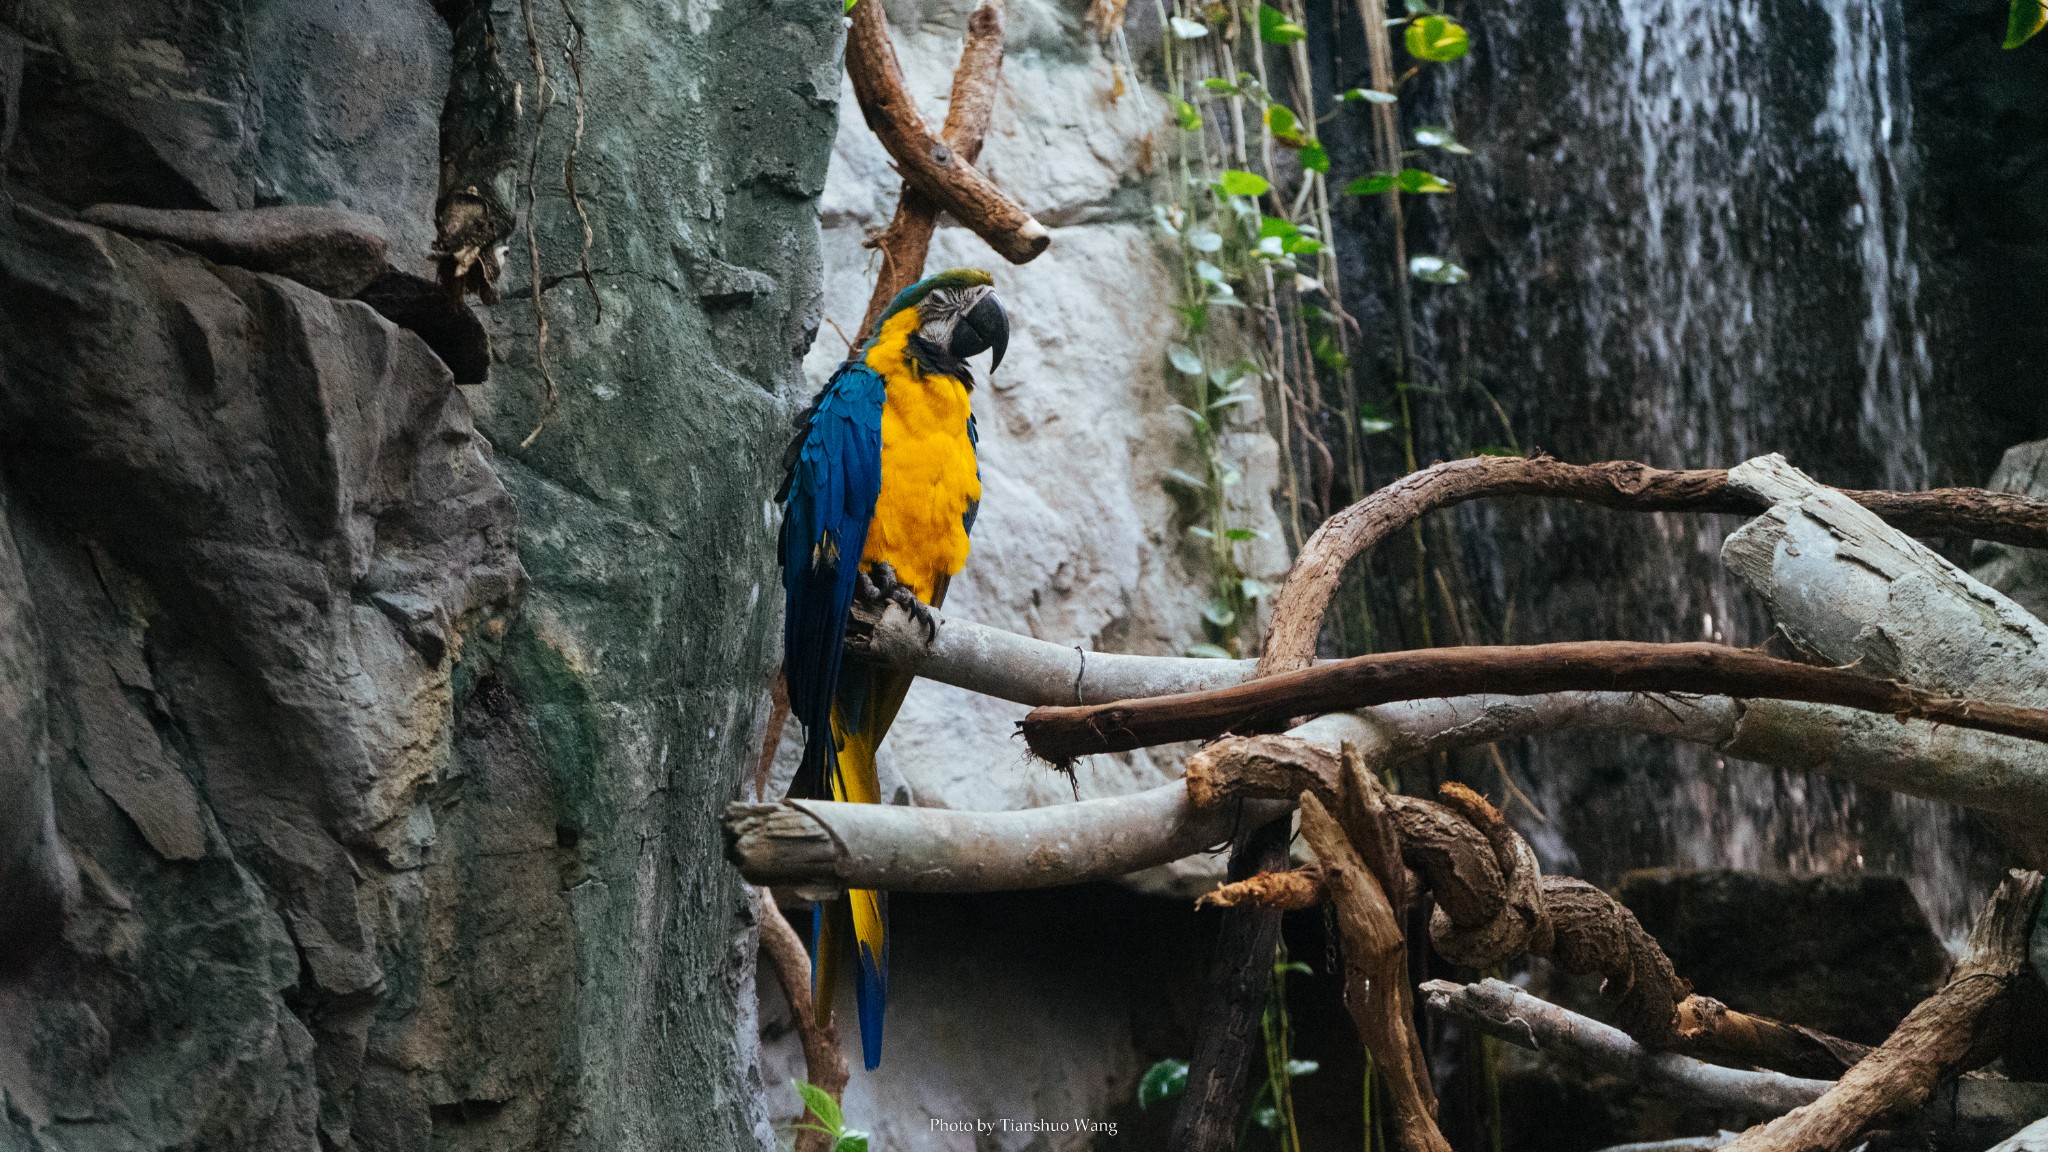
[[858, 562, 938, 645]]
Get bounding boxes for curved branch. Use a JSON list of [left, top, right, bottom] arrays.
[[856, 0, 1008, 341], [1021, 641, 2048, 763], [1253, 455, 2048, 676], [756, 888, 848, 1152], [845, 0, 1049, 265]]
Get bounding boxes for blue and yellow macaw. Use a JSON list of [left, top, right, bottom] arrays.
[[778, 268, 1009, 1069]]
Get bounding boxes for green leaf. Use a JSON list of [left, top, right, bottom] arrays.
[[1203, 76, 1240, 94], [1257, 3, 1307, 43], [834, 1133, 870, 1152], [1259, 215, 1299, 240], [1403, 0, 1434, 12], [1285, 234, 1325, 256], [1338, 87, 1398, 104], [1359, 403, 1396, 434], [1264, 104, 1305, 145], [1169, 14, 1210, 37], [1139, 1058, 1191, 1110], [1185, 643, 1234, 660], [1165, 468, 1210, 491], [1253, 1105, 1282, 1130], [1240, 577, 1274, 599], [1202, 598, 1237, 627], [1209, 392, 1254, 411], [1170, 403, 1211, 431], [1257, 235, 1287, 258], [1408, 254, 1468, 284], [1286, 1058, 1321, 1077], [1276, 959, 1314, 975], [1168, 344, 1205, 376], [1300, 141, 1330, 174], [1396, 167, 1454, 193], [1224, 527, 1265, 541], [1217, 169, 1271, 197], [1344, 172, 1397, 196], [1187, 227, 1224, 253], [794, 1082, 844, 1135], [1310, 330, 1346, 371], [2009, 0, 2047, 46], [1173, 300, 1209, 334], [1405, 14, 1470, 61], [845, 0, 859, 12], [1195, 259, 1227, 284], [1172, 96, 1204, 132], [1186, 524, 1215, 540], [1415, 124, 1474, 154]]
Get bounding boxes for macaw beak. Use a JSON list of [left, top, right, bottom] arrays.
[[950, 291, 1009, 374]]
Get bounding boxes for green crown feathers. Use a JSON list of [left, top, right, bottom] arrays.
[[875, 268, 995, 328]]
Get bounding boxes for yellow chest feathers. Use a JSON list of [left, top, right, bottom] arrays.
[[860, 310, 981, 602]]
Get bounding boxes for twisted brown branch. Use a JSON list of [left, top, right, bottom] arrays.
[[856, 0, 1008, 342], [1252, 455, 2048, 676], [1190, 736, 1870, 1080], [845, 0, 1048, 268], [1722, 869, 2047, 1152], [1022, 641, 2048, 763], [757, 889, 848, 1152]]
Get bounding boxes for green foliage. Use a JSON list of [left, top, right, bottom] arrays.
[[1258, 3, 1307, 43], [1218, 169, 1272, 197], [1338, 87, 1398, 104], [1264, 104, 1306, 146], [2008, 0, 2046, 46], [1138, 1059, 1190, 1109], [1345, 168, 1452, 195], [790, 1081, 870, 1152], [1404, 14, 1469, 61], [1173, 97, 1205, 132], [1300, 141, 1330, 174]]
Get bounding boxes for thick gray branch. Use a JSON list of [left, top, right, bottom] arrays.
[[1420, 978, 1830, 1117], [850, 597, 1259, 705], [727, 694, 2048, 890], [1724, 454, 2048, 859]]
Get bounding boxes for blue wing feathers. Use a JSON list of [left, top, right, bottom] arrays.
[[780, 361, 887, 798]]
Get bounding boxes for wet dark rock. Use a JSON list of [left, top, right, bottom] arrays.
[[354, 269, 492, 384], [1616, 868, 1951, 1045], [80, 203, 391, 298], [0, 0, 838, 1147]]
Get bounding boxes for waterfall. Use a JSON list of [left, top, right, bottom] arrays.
[[1342, 0, 1980, 939]]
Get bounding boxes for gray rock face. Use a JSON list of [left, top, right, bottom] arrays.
[[0, 0, 839, 1149]]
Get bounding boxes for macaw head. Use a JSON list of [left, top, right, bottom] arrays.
[[878, 267, 1010, 375]]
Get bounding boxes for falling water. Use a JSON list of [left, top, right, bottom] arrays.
[[1340, 0, 1979, 937]]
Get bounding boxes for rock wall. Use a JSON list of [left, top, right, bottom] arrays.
[[0, 1, 838, 1149]]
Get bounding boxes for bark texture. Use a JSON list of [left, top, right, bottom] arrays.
[[1023, 640, 2048, 763], [0, 3, 838, 1149]]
